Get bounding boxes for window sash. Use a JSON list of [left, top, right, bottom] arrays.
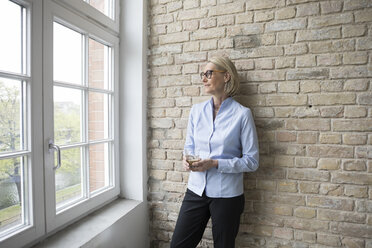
[[52, 20, 115, 213], [84, 0, 115, 20], [57, 0, 119, 33], [0, 0, 31, 240], [0, 0, 45, 247], [43, 0, 119, 233]]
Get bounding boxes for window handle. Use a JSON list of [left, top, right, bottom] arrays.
[[49, 140, 61, 170]]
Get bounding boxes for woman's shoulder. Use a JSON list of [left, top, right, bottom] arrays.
[[191, 98, 211, 111], [231, 98, 252, 115]]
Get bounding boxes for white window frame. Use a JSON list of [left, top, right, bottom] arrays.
[[57, 0, 119, 33], [0, 0, 122, 246], [0, 0, 45, 247], [43, 0, 120, 233]]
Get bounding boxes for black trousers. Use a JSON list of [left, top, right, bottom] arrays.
[[170, 189, 245, 248]]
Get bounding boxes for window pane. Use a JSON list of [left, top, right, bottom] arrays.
[[0, 78, 22, 153], [88, 92, 109, 141], [54, 86, 82, 145], [89, 143, 109, 193], [0, 1, 22, 74], [56, 147, 83, 208], [0, 157, 27, 234], [54, 22, 83, 85], [88, 38, 111, 90], [86, 0, 114, 19]]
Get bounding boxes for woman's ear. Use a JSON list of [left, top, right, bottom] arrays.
[[224, 71, 231, 83]]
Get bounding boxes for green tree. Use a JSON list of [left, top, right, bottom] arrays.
[[0, 80, 81, 206], [0, 80, 21, 205], [54, 101, 81, 188]]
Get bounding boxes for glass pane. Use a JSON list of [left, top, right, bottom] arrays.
[[54, 86, 82, 145], [86, 0, 114, 19], [0, 157, 26, 233], [54, 22, 83, 85], [88, 38, 111, 90], [56, 147, 82, 208], [0, 1, 22, 74], [0, 78, 22, 153], [89, 143, 109, 193], [88, 92, 109, 141]]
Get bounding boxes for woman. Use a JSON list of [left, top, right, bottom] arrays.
[[170, 57, 259, 248]]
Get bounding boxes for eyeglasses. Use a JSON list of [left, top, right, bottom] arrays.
[[200, 70, 226, 79]]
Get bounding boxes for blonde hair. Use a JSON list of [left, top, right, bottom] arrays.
[[208, 57, 240, 97]]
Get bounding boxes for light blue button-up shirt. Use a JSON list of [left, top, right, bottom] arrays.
[[185, 97, 259, 198]]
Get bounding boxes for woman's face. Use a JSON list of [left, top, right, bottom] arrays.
[[201, 62, 226, 96]]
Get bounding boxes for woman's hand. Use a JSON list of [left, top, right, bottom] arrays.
[[188, 159, 218, 172], [182, 156, 191, 171]]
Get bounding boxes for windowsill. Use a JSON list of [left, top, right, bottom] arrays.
[[31, 198, 141, 248]]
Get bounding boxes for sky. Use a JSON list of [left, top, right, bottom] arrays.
[[1, 0, 112, 106], [0, 1, 81, 105], [0, 0, 22, 74]]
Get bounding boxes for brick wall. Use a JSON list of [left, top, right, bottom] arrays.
[[147, 0, 372, 247], [88, 38, 106, 192]]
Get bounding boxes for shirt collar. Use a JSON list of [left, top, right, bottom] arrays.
[[209, 97, 233, 110]]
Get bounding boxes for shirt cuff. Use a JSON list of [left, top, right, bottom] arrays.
[[216, 159, 229, 173]]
